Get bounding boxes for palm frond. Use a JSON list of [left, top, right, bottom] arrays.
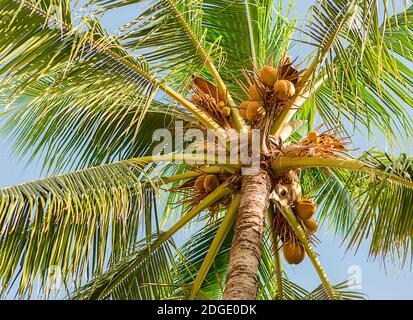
[[304, 281, 365, 300], [299, 1, 413, 147], [93, 0, 222, 78], [0, 1, 177, 171], [0, 155, 197, 297], [70, 183, 234, 300], [71, 234, 179, 300], [296, 152, 413, 266], [344, 152, 413, 265]]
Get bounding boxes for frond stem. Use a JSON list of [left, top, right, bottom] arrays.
[[93, 182, 234, 299], [279, 206, 336, 300], [267, 206, 284, 300], [166, 0, 246, 131], [189, 193, 240, 299], [272, 156, 413, 188]]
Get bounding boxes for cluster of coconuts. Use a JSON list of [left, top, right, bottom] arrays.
[[239, 66, 296, 122], [282, 198, 318, 265], [303, 130, 346, 151], [216, 100, 231, 117], [193, 93, 231, 118], [194, 174, 220, 194]]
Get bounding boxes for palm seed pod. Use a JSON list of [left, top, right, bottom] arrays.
[[194, 175, 206, 192], [239, 101, 250, 118], [274, 79, 295, 100], [283, 242, 305, 265], [246, 101, 265, 122], [294, 198, 317, 220], [217, 101, 226, 109], [221, 106, 231, 117], [307, 131, 319, 143], [248, 84, 263, 101], [304, 218, 318, 233], [260, 65, 277, 86], [203, 174, 220, 192]]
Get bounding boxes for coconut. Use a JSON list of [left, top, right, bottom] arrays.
[[203, 174, 220, 192], [221, 106, 231, 117], [283, 242, 305, 265], [194, 175, 206, 192], [260, 66, 277, 86], [248, 84, 263, 101], [217, 101, 226, 109], [239, 101, 249, 118], [274, 80, 295, 100], [294, 198, 317, 220], [307, 131, 319, 143], [304, 218, 318, 233], [246, 101, 265, 122]]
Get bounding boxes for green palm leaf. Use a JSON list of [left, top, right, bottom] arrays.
[[0, 155, 194, 297], [298, 1, 413, 146], [295, 152, 413, 265]]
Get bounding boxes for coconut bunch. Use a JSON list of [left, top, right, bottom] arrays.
[[172, 166, 237, 216], [272, 197, 319, 265], [191, 76, 232, 128], [272, 210, 307, 265], [283, 128, 351, 158], [193, 171, 236, 215], [271, 169, 319, 266], [239, 57, 302, 125]]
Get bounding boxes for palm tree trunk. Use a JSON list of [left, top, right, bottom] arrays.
[[223, 168, 272, 300]]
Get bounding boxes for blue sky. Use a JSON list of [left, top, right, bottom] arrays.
[[1, 0, 412, 299]]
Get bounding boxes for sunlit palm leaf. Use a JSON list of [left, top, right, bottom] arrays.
[[72, 234, 179, 300], [298, 1, 413, 146], [304, 281, 365, 300], [0, 157, 180, 297], [300, 152, 413, 265], [0, 1, 194, 173]]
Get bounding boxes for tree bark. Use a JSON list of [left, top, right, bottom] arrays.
[[223, 168, 272, 300]]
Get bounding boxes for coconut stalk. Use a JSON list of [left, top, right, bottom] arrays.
[[153, 165, 238, 187], [223, 169, 272, 300], [273, 156, 413, 188], [267, 207, 284, 300], [270, 77, 324, 137], [279, 206, 336, 300]]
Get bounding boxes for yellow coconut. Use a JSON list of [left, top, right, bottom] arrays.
[[304, 218, 318, 233], [246, 101, 265, 122], [221, 106, 231, 117], [194, 175, 206, 192], [274, 80, 295, 100], [217, 101, 226, 109], [203, 174, 220, 192], [283, 242, 305, 265], [260, 66, 277, 87], [248, 84, 263, 101], [294, 198, 317, 220], [239, 101, 250, 118], [307, 131, 319, 143]]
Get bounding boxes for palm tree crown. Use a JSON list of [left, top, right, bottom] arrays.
[[0, 0, 412, 300]]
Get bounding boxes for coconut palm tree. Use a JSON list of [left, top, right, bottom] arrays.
[[0, 0, 412, 300]]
